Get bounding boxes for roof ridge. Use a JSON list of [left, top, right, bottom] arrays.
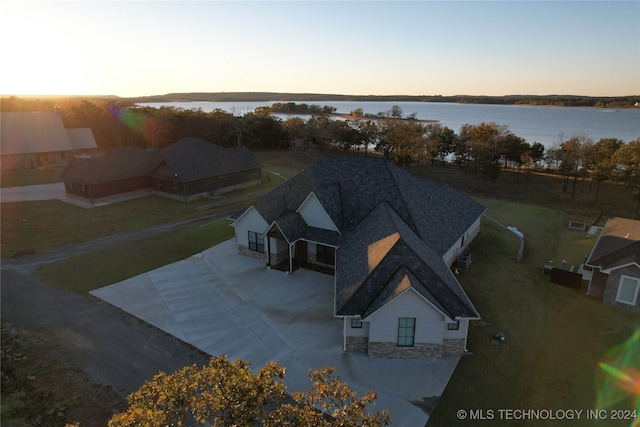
[[385, 162, 421, 237]]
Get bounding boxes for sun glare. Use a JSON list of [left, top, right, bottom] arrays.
[[0, 3, 89, 95]]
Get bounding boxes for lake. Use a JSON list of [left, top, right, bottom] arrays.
[[137, 100, 640, 149]]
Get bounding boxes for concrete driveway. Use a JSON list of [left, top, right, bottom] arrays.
[[0, 183, 66, 202], [91, 240, 460, 426]]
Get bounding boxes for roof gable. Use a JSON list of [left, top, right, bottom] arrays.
[[336, 202, 478, 319], [297, 191, 340, 232], [1, 112, 72, 155], [66, 128, 98, 150]]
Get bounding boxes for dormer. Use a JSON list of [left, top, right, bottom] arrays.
[[296, 191, 340, 232]]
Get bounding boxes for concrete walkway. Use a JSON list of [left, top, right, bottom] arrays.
[[0, 183, 66, 202], [91, 240, 460, 426]]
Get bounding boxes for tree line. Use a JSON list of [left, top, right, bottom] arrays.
[[3, 96, 639, 212]]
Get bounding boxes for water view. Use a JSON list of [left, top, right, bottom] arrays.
[[137, 101, 640, 149]]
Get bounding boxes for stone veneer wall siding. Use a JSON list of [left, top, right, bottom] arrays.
[[442, 338, 466, 354], [269, 249, 289, 265], [346, 336, 368, 353], [366, 339, 466, 359], [368, 342, 443, 358], [238, 245, 267, 261]]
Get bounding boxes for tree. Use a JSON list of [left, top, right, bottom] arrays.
[[264, 367, 390, 427], [458, 122, 509, 183], [584, 138, 624, 196], [390, 104, 403, 118], [109, 356, 285, 427], [612, 138, 640, 218], [109, 357, 389, 427], [425, 123, 455, 165]]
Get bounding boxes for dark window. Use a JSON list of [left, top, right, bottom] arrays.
[[447, 321, 460, 330], [316, 244, 335, 265], [248, 231, 264, 253], [351, 318, 362, 328], [397, 317, 416, 347]]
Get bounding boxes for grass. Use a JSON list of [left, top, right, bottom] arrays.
[[36, 219, 234, 293], [427, 198, 639, 427], [0, 171, 280, 257]]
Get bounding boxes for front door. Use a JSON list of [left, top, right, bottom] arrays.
[[294, 241, 308, 269]]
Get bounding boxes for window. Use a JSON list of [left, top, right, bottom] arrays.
[[397, 317, 416, 347], [316, 244, 335, 265], [616, 275, 640, 305], [248, 231, 264, 253], [447, 321, 460, 330], [351, 318, 362, 328]]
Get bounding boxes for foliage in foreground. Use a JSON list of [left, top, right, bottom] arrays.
[[107, 355, 389, 427]]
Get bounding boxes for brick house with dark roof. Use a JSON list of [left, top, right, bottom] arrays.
[[62, 137, 262, 204], [150, 137, 262, 202], [585, 217, 640, 313], [232, 156, 485, 358], [62, 146, 159, 203]]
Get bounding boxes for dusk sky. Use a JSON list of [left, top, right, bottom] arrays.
[[2, 1, 638, 97]]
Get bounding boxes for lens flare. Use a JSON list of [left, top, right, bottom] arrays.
[[596, 329, 640, 426]]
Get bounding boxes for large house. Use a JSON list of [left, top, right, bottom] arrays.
[[1, 112, 97, 171], [149, 137, 262, 202], [232, 156, 485, 358], [585, 217, 640, 313], [62, 137, 262, 204]]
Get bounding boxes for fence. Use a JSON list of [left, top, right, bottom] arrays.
[[549, 268, 583, 289]]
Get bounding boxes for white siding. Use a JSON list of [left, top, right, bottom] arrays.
[[443, 217, 481, 266], [444, 319, 469, 339], [232, 206, 269, 246], [346, 319, 370, 337], [297, 192, 339, 232], [367, 289, 446, 344]]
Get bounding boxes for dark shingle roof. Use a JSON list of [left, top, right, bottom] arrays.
[[253, 156, 485, 255], [246, 156, 483, 319], [62, 146, 159, 184], [150, 137, 260, 182], [587, 217, 640, 270], [335, 201, 479, 319]]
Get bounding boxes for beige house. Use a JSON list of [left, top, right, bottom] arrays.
[[232, 156, 485, 358], [1, 112, 97, 171]]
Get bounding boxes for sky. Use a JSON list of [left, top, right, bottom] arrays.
[[1, 1, 638, 98]]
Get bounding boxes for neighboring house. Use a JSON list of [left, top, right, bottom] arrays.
[[150, 137, 262, 202], [0, 112, 98, 171], [65, 128, 99, 158], [232, 156, 485, 358], [62, 146, 159, 204], [62, 137, 262, 204], [585, 217, 640, 313]]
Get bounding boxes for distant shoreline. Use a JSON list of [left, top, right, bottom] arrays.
[[126, 92, 639, 108]]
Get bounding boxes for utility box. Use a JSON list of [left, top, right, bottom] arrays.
[[456, 253, 472, 270]]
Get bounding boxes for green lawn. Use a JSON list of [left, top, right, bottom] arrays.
[[36, 219, 234, 293], [428, 198, 639, 427], [0, 171, 282, 257]]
